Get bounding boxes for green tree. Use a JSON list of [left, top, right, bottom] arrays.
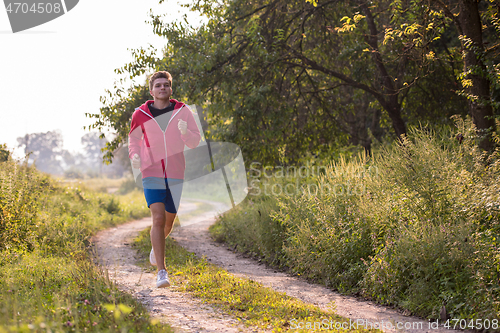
[[0, 144, 10, 162], [438, 0, 499, 151], [89, 0, 486, 164], [17, 130, 64, 174], [86, 79, 150, 164], [383, 0, 500, 150], [81, 131, 107, 175]]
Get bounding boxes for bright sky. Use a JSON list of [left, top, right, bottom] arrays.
[[0, 0, 204, 157]]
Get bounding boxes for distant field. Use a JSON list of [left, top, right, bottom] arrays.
[[56, 176, 129, 193]]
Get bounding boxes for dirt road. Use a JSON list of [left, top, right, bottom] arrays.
[[93, 199, 458, 333]]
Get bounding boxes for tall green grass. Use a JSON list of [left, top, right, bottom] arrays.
[[0, 157, 171, 332], [211, 117, 500, 320]]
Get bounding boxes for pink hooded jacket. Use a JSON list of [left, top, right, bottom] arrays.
[[128, 99, 201, 179]]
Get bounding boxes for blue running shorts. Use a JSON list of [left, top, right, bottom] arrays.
[[142, 177, 183, 213]]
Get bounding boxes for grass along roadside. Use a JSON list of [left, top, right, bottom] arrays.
[[0, 252, 172, 333], [0, 158, 173, 332], [133, 227, 379, 332]]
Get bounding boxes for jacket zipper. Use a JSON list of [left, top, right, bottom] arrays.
[[140, 105, 184, 177]]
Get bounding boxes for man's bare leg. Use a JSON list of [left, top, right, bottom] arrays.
[[150, 203, 177, 271], [164, 211, 176, 238], [150, 203, 167, 271]]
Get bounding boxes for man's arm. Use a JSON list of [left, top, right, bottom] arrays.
[[128, 112, 143, 161]]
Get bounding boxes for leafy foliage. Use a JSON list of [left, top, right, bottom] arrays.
[[0, 158, 167, 332], [212, 118, 500, 319], [0, 144, 10, 162], [89, 0, 480, 166]]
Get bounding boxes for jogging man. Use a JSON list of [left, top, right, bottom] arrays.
[[128, 71, 201, 288]]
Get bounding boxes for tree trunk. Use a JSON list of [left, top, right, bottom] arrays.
[[458, 0, 496, 151], [360, 1, 407, 141], [387, 98, 407, 140]]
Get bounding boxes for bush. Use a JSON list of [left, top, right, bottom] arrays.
[[211, 193, 285, 266], [0, 160, 149, 258], [64, 166, 84, 179], [211, 117, 500, 320], [0, 157, 168, 332], [0, 143, 10, 162], [269, 157, 375, 292], [357, 119, 500, 318], [0, 161, 49, 252], [362, 221, 477, 317]]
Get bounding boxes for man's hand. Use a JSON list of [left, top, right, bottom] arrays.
[[178, 119, 187, 135], [132, 154, 141, 169]]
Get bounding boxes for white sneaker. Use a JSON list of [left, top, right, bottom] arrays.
[[156, 269, 170, 288], [149, 248, 157, 266]]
